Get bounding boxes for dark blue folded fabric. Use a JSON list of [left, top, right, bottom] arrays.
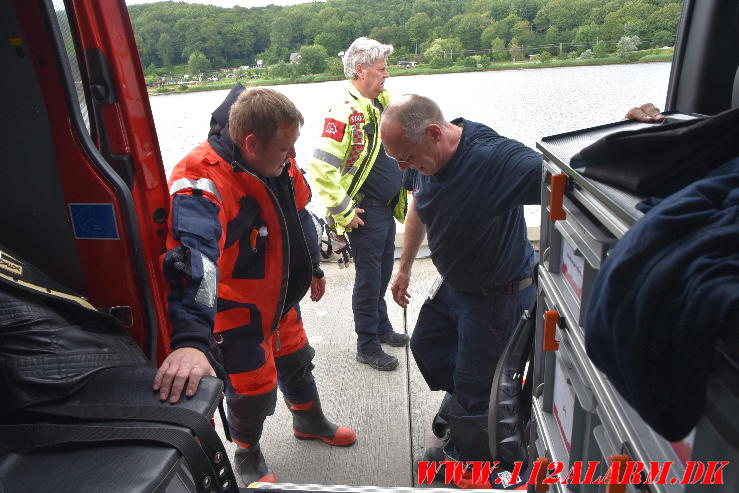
[[571, 107, 739, 197], [584, 158, 739, 441]]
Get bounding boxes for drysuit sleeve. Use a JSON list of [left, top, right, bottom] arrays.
[[163, 187, 223, 354]]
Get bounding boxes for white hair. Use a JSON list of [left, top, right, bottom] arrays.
[[343, 37, 394, 79]]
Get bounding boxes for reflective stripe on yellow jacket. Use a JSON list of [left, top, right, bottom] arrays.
[[307, 81, 407, 234]]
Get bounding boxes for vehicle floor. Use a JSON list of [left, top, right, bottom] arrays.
[[214, 257, 446, 488]]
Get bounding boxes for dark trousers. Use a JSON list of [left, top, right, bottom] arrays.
[[411, 280, 535, 459], [448, 283, 534, 413], [346, 203, 396, 353], [411, 281, 457, 393]]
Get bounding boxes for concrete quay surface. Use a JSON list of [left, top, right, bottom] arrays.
[[216, 257, 448, 488]]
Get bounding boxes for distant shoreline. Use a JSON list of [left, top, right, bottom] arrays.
[[148, 53, 673, 97]]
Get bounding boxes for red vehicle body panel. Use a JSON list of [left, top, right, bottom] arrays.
[[13, 0, 173, 363]]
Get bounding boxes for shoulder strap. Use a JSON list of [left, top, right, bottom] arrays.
[[0, 246, 95, 310]]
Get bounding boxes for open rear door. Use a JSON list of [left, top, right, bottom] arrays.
[[666, 0, 739, 114], [6, 0, 172, 362]]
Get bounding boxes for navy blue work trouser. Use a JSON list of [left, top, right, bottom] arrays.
[[411, 280, 535, 417], [411, 280, 534, 459], [346, 203, 396, 353]]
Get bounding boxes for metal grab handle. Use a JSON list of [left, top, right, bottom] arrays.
[[534, 457, 550, 491], [549, 173, 567, 221], [606, 454, 631, 493], [543, 310, 560, 351]]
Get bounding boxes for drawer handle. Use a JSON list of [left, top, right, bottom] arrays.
[[549, 173, 567, 221], [534, 457, 550, 491], [543, 310, 560, 351], [606, 454, 631, 493]]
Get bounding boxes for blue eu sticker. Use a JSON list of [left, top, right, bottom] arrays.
[[69, 203, 120, 240]]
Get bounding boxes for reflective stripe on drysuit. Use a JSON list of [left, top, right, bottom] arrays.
[[164, 139, 317, 444]]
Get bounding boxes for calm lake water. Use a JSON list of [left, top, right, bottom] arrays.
[[149, 62, 671, 224]]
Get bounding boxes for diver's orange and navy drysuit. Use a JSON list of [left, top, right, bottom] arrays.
[[162, 86, 336, 447]]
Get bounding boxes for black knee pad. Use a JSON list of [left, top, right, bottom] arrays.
[[275, 343, 316, 387], [227, 387, 277, 439]]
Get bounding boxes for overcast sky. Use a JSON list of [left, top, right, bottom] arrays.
[[125, 0, 324, 7]]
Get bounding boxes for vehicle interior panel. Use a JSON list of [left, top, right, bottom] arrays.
[[1, 0, 85, 293], [667, 0, 739, 114]]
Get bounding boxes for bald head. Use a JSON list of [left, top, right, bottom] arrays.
[[382, 94, 447, 142], [381, 94, 461, 175]]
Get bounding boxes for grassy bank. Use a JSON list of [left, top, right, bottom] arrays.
[[149, 50, 673, 96]]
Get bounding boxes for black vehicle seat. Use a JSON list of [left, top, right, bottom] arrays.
[[0, 246, 238, 493], [0, 367, 226, 493]]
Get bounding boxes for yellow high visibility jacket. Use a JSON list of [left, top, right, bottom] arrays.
[[307, 82, 408, 234]]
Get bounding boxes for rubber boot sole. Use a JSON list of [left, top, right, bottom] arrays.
[[293, 430, 357, 447], [254, 473, 278, 483]]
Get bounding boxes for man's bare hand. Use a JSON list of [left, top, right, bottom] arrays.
[[153, 347, 215, 403], [624, 103, 665, 123], [345, 208, 365, 230], [391, 270, 412, 308], [310, 276, 326, 301]]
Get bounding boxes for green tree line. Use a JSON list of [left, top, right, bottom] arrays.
[[128, 0, 682, 73]]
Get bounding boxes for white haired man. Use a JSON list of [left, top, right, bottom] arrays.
[[308, 37, 409, 371]]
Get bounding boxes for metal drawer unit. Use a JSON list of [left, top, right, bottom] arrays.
[[529, 279, 606, 493], [540, 159, 615, 329], [530, 121, 692, 493]]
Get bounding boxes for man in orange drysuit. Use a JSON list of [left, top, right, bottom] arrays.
[[153, 86, 356, 484]]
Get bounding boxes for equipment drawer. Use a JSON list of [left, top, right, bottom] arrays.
[[540, 162, 616, 328]]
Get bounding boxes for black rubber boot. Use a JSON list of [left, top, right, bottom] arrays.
[[234, 443, 276, 484], [286, 394, 356, 446], [446, 394, 494, 461]]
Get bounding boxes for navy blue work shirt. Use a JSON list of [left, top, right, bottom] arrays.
[[359, 143, 403, 201], [410, 118, 542, 292]]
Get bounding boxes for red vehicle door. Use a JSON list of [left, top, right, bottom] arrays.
[[7, 0, 172, 362]]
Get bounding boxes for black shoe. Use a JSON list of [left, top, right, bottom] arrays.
[[356, 350, 399, 371], [378, 331, 409, 347], [234, 444, 277, 484]]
